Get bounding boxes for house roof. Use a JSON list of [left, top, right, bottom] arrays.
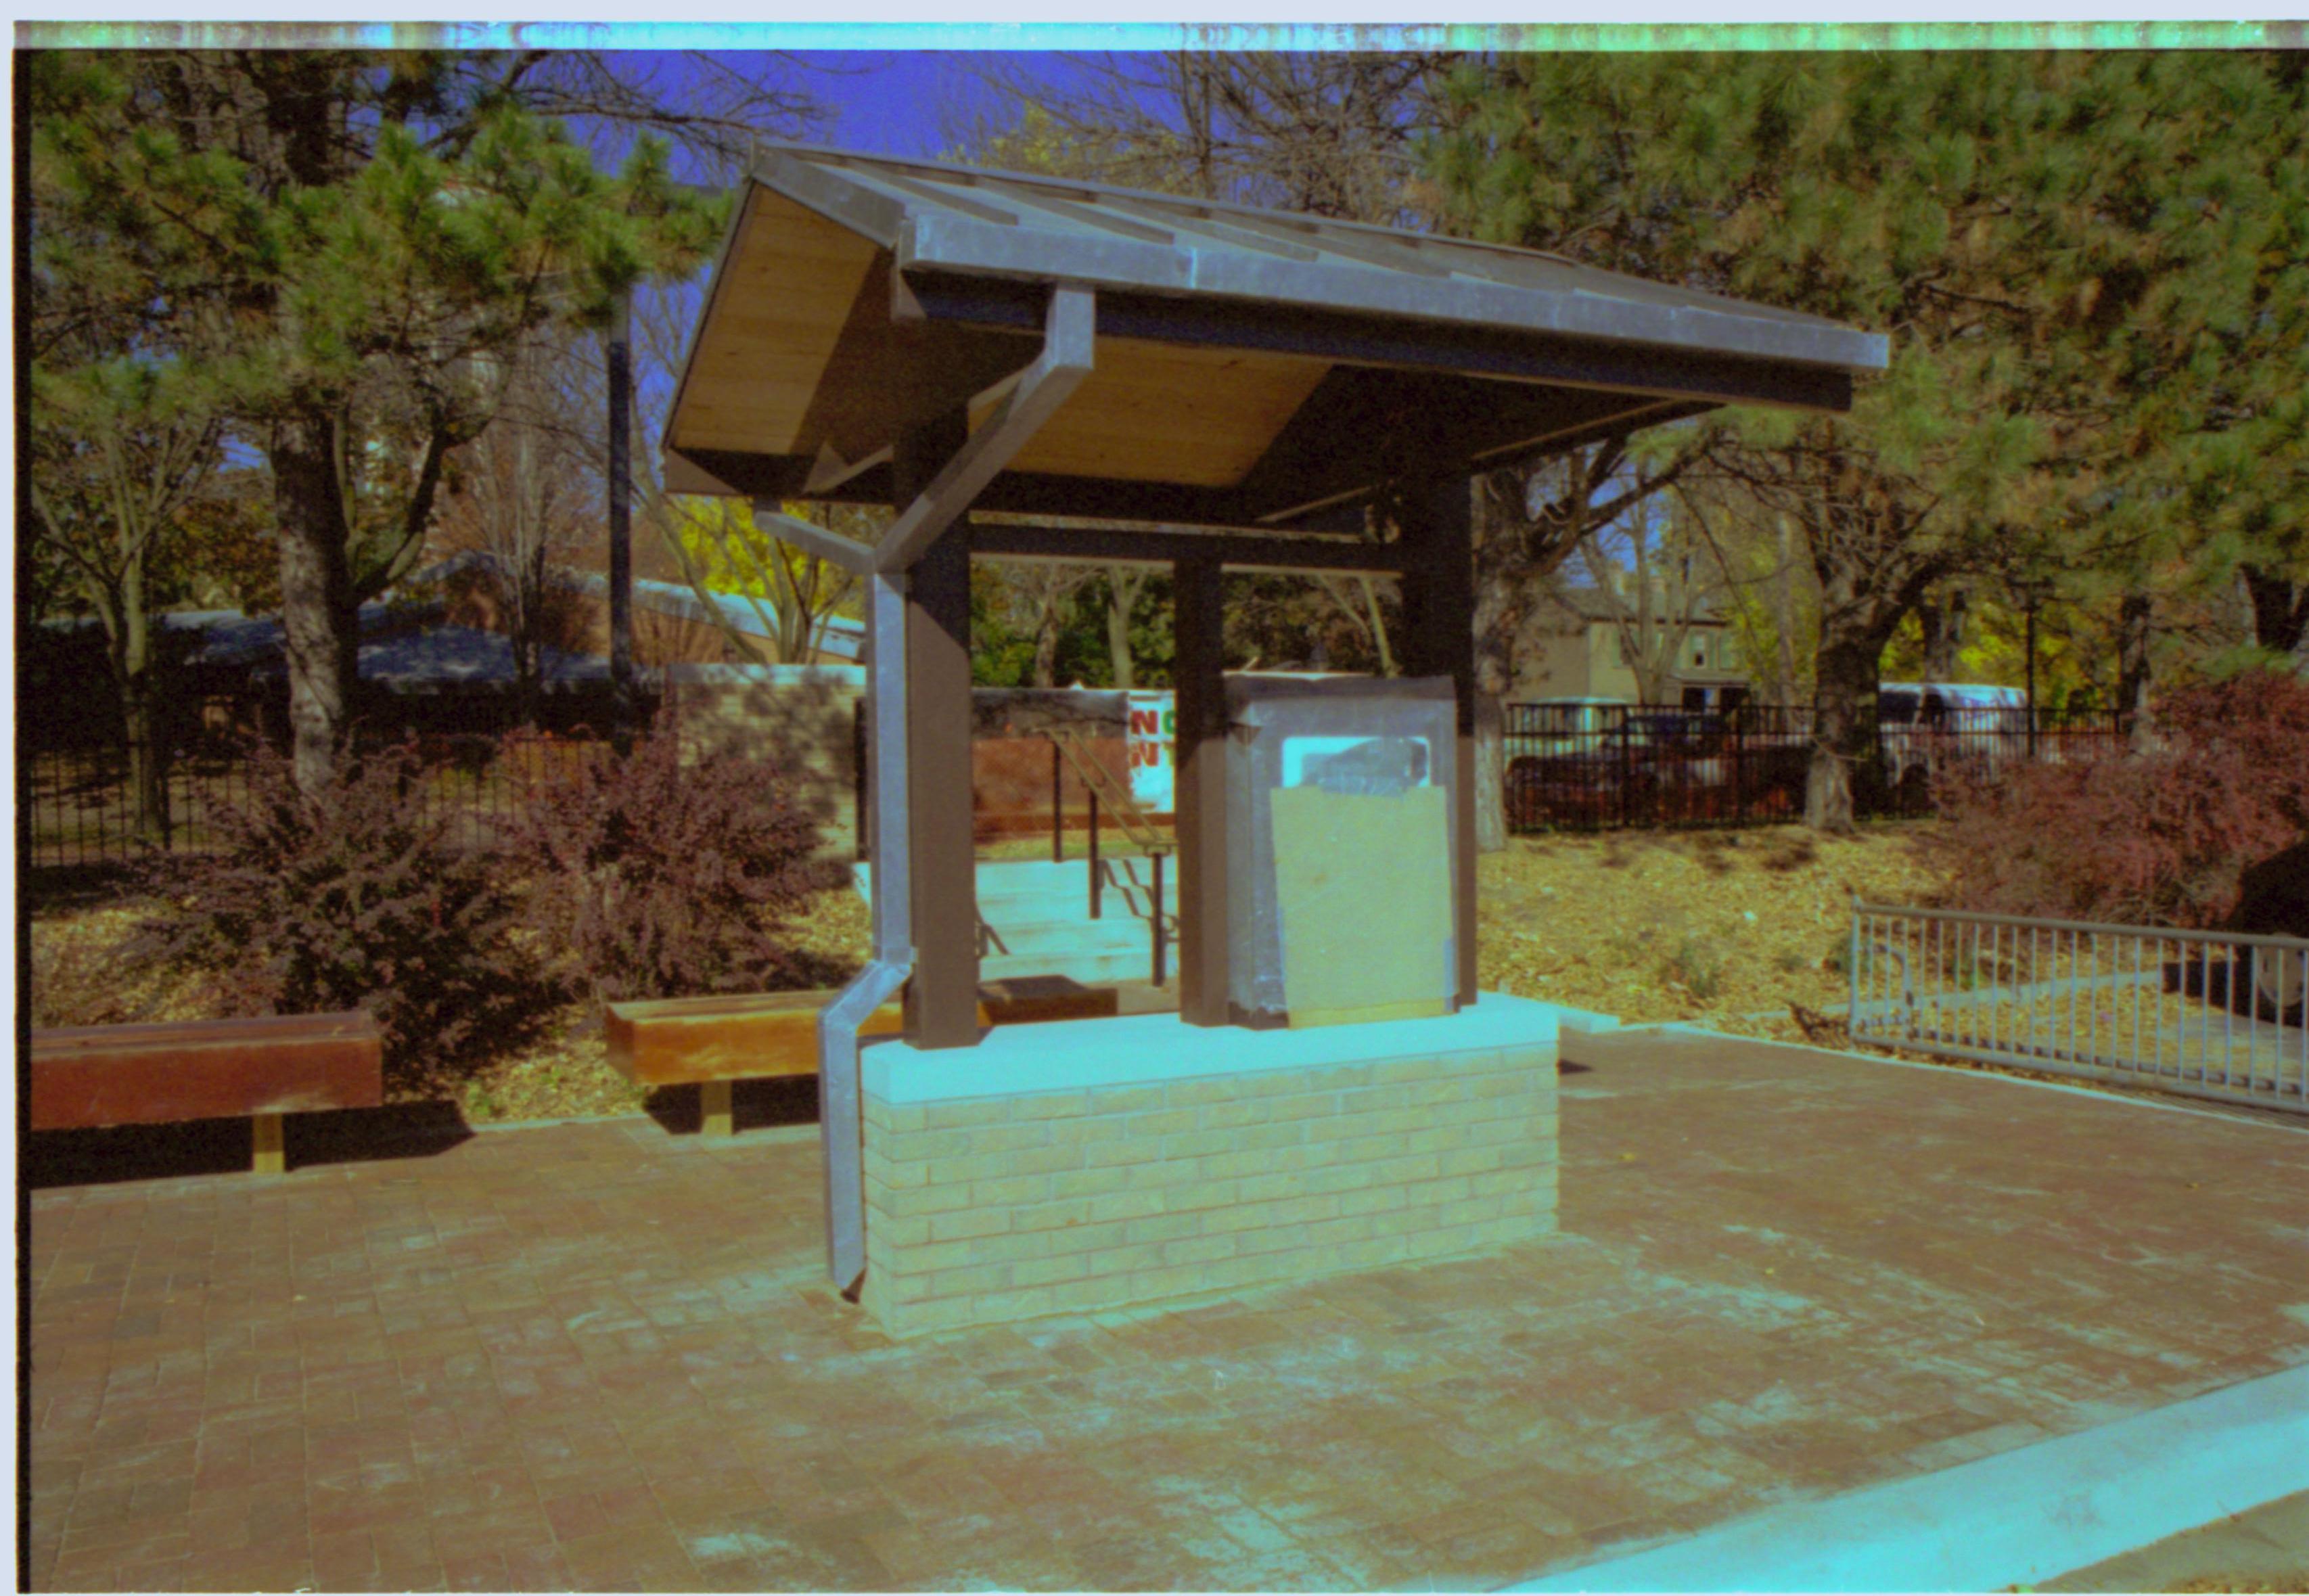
[[664, 141, 1890, 530]]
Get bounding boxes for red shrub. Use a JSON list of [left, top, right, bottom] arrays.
[[1934, 669, 2309, 928], [129, 737, 559, 1068], [507, 712, 827, 1002]]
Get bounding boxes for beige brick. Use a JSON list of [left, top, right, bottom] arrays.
[[1160, 1177, 1239, 1214], [1161, 1076, 1243, 1108], [1298, 1162, 1379, 1199], [1082, 1188, 1168, 1225], [1043, 1218, 1129, 1258], [1403, 1174, 1476, 1210], [1013, 1195, 1095, 1231], [881, 1127, 978, 1163], [967, 1174, 1053, 1208], [1337, 1184, 1409, 1218], [1196, 1097, 1279, 1131], [865, 1100, 929, 1133], [1305, 1212, 1375, 1248], [1125, 1107, 1199, 1139], [1082, 1137, 1164, 1170], [1046, 1115, 1127, 1147], [874, 1183, 974, 1219], [1012, 1252, 1093, 1289], [928, 1206, 1011, 1244], [1085, 1237, 1172, 1284], [885, 1236, 986, 1275], [863, 1152, 929, 1190], [869, 1212, 934, 1248], [1049, 1166, 1130, 1201], [1373, 1055, 1449, 1085], [928, 1262, 1013, 1299], [1122, 1211, 1201, 1246], [1056, 1273, 1136, 1310], [1085, 1085, 1164, 1116], [922, 1098, 1016, 1131], [969, 1285, 1057, 1324], [1122, 1263, 1210, 1302], [1235, 1120, 1310, 1153], [1009, 1091, 1093, 1121], [956, 1121, 1058, 1157], [925, 1145, 1080, 1185], [1157, 1127, 1237, 1163], [952, 1229, 1060, 1267], [1234, 1171, 1300, 1205], [1121, 1159, 1198, 1193], [1162, 1231, 1239, 1267], [1234, 1223, 1312, 1258]]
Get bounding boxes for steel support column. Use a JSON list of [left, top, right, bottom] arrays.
[[1172, 554, 1231, 1026], [1397, 476, 1480, 1008], [898, 411, 982, 1049]]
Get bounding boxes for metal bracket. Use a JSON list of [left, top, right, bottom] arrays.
[[746, 499, 879, 576], [873, 283, 1095, 572]]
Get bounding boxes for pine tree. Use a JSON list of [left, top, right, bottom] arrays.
[[1425, 51, 2305, 827], [26, 51, 737, 794]]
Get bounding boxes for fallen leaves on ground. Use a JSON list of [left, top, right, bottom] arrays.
[[1476, 821, 1952, 1031]]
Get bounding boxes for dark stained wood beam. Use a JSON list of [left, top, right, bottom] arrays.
[[1171, 554, 1231, 1027], [1395, 474, 1480, 1009], [896, 410, 982, 1050], [895, 271, 1858, 413], [969, 521, 1409, 574], [792, 253, 1040, 485], [1228, 367, 1680, 518]]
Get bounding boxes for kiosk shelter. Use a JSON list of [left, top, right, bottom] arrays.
[[664, 142, 1888, 1336]]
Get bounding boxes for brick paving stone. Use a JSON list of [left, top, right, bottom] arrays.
[[27, 1031, 2309, 1591]]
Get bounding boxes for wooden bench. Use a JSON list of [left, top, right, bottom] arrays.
[[30, 1012, 385, 1174], [606, 978, 1120, 1135]]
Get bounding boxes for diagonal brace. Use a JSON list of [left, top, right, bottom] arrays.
[[872, 283, 1095, 573]]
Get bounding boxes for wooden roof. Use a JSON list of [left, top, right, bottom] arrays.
[[664, 142, 1890, 530]]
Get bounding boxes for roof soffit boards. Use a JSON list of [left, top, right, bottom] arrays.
[[664, 143, 1890, 526]]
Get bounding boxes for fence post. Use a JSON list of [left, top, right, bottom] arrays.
[[1051, 738, 1064, 864], [1618, 710, 1632, 830], [1089, 790, 1101, 919]]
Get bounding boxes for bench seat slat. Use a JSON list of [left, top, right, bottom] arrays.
[[606, 981, 1119, 1087], [30, 1011, 384, 1133]]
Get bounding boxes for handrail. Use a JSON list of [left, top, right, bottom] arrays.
[[1853, 902, 2309, 952], [1051, 727, 1168, 855]]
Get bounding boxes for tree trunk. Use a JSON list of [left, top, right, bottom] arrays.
[[2117, 589, 2154, 734], [1104, 570, 1142, 689], [1031, 597, 1061, 689], [1473, 691, 1508, 852], [273, 407, 360, 796], [1806, 634, 1883, 835], [108, 553, 169, 843], [1773, 514, 1801, 704], [2240, 564, 2309, 657], [1919, 585, 1968, 681]]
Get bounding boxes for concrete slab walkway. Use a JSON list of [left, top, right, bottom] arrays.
[[26, 1028, 2309, 1591]]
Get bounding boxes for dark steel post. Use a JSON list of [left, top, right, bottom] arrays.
[[898, 410, 980, 1049], [1397, 476, 1480, 1007], [1151, 850, 1168, 987], [1173, 555, 1232, 1026], [1051, 738, 1064, 864], [1089, 789, 1101, 919]]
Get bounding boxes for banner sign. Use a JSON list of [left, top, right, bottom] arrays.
[[1125, 690, 1175, 813]]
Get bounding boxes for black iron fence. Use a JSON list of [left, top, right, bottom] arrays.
[[22, 729, 610, 873], [1503, 702, 2130, 832]]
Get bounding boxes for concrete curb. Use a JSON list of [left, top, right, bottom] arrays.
[[1616, 1021, 2308, 1133], [1504, 1348, 2309, 1593]]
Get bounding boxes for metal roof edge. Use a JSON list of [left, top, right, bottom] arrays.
[[906, 208, 1888, 375], [756, 139, 1888, 371]]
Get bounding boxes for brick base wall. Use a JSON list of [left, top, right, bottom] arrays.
[[859, 1013, 1557, 1338]]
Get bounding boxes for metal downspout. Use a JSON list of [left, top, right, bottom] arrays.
[[817, 570, 913, 1295]]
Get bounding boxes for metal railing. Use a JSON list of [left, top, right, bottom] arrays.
[[1848, 903, 2308, 1114]]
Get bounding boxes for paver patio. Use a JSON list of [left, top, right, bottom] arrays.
[[26, 1028, 2309, 1592]]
